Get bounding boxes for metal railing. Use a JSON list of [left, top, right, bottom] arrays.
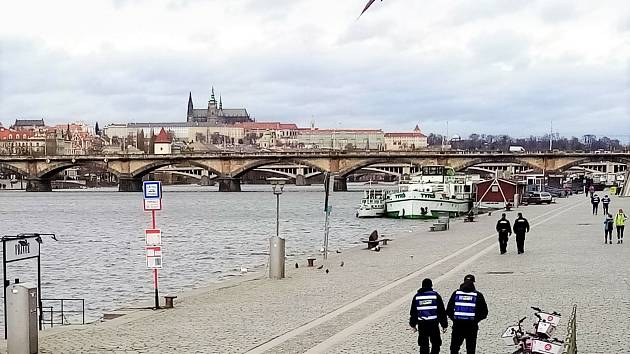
[[563, 304, 578, 354], [40, 298, 85, 328]]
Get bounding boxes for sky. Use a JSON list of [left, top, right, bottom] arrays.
[[1, 0, 629, 140]]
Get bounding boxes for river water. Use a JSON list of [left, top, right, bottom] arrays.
[[0, 184, 430, 326]]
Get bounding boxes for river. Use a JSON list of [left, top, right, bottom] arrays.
[[0, 184, 430, 326]]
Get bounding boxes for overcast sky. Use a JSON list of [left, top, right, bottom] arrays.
[[1, 0, 629, 140]]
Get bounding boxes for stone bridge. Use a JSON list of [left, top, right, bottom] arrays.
[[0, 151, 628, 192]]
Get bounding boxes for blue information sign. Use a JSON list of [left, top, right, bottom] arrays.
[[143, 181, 162, 200]]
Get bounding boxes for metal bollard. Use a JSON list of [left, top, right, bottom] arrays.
[[269, 236, 285, 279], [164, 296, 177, 309]]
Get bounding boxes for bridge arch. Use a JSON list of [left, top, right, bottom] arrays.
[[230, 159, 326, 178], [338, 158, 421, 177], [131, 160, 222, 179], [38, 161, 122, 179], [0, 162, 29, 177], [553, 156, 630, 172], [453, 157, 540, 172]]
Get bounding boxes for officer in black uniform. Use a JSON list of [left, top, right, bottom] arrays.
[[495, 213, 512, 254], [601, 195, 611, 215], [446, 275, 488, 354], [591, 193, 600, 215], [512, 212, 530, 254], [409, 278, 448, 354]]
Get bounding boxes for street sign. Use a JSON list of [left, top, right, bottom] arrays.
[[145, 229, 162, 245], [143, 199, 162, 211], [146, 246, 162, 269], [143, 181, 161, 199], [4, 237, 40, 263]]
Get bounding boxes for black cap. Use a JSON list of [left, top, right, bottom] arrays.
[[464, 274, 475, 283], [421, 278, 432, 288]]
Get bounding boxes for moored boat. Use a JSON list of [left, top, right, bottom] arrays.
[[384, 165, 475, 219], [356, 189, 386, 218]]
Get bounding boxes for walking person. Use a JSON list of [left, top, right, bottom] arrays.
[[604, 213, 614, 244], [409, 278, 448, 354], [513, 212, 530, 254], [601, 194, 611, 215], [614, 209, 627, 244], [591, 193, 600, 215], [588, 184, 595, 198], [446, 275, 488, 354], [496, 213, 512, 254]]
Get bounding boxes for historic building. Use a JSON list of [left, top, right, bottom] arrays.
[[187, 88, 252, 124]]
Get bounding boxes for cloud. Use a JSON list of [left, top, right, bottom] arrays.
[[0, 0, 628, 140]]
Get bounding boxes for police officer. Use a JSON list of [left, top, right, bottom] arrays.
[[601, 195, 611, 215], [512, 212, 530, 254], [409, 278, 448, 354], [591, 193, 600, 215], [496, 213, 512, 254], [446, 275, 488, 354]]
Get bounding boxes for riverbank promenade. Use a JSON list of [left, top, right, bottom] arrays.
[[3, 194, 629, 353]]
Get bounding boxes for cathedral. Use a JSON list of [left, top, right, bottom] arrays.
[[187, 88, 252, 125]]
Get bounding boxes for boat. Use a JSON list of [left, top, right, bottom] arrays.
[[356, 189, 386, 218], [384, 165, 476, 219]]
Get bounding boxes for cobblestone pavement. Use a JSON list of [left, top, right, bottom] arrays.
[[1, 194, 628, 353]]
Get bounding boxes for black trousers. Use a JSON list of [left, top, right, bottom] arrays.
[[592, 204, 599, 215], [417, 324, 442, 354], [498, 233, 509, 254], [617, 225, 625, 240], [605, 229, 613, 242], [515, 233, 525, 253], [450, 322, 478, 354], [603, 204, 609, 215]]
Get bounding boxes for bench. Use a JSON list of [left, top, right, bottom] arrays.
[[430, 215, 450, 231], [464, 215, 475, 222], [307, 257, 317, 267]]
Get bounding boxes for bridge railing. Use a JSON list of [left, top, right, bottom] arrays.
[[562, 304, 578, 354]]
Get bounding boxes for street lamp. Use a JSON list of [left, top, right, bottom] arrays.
[[268, 177, 287, 279]]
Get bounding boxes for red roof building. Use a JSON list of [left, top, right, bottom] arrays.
[[154, 128, 172, 144]]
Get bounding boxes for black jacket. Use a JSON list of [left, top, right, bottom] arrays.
[[513, 217, 530, 235], [496, 218, 512, 235], [446, 282, 488, 324], [409, 287, 448, 329]]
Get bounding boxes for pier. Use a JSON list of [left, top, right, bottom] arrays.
[[2, 194, 627, 353]]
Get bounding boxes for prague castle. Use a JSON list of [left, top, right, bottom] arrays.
[[187, 87, 252, 125]]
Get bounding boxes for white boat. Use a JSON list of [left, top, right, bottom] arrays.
[[384, 165, 476, 219], [356, 189, 386, 218]]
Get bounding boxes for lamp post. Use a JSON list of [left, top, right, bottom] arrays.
[[268, 177, 287, 279]]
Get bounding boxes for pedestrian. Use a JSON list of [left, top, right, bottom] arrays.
[[589, 185, 595, 198], [446, 275, 488, 354], [495, 213, 512, 254], [512, 212, 530, 254], [614, 209, 627, 244], [601, 194, 611, 215], [409, 278, 448, 354], [604, 213, 614, 244], [591, 193, 600, 215]]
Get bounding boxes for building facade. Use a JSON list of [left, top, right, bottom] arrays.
[[384, 126, 428, 151], [295, 128, 384, 150]]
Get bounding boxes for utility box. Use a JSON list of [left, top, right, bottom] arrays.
[[7, 282, 38, 354]]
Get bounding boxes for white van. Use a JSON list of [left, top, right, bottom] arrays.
[[509, 145, 526, 153]]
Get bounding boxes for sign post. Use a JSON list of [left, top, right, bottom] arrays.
[[142, 181, 162, 309], [2, 233, 55, 339]]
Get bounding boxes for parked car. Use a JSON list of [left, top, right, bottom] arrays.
[[521, 191, 553, 204], [544, 186, 567, 198]]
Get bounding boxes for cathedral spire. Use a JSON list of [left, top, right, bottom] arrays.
[[210, 86, 216, 102], [219, 95, 223, 110], [187, 92, 194, 118]]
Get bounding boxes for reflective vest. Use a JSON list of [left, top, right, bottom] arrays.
[[592, 196, 600, 204], [415, 291, 439, 321], [615, 213, 626, 226], [602, 197, 610, 205], [453, 290, 477, 320]]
